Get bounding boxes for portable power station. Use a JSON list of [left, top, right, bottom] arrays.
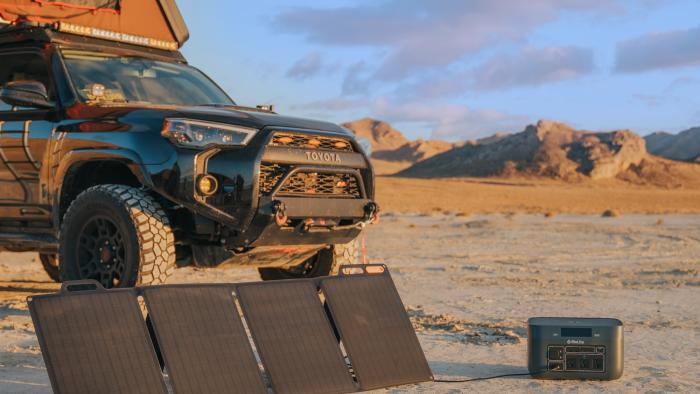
[[528, 317, 623, 380]]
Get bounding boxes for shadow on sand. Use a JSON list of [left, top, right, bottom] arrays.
[[429, 361, 532, 380]]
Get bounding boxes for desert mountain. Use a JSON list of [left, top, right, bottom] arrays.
[[342, 118, 408, 152], [373, 139, 455, 163], [343, 118, 456, 174], [470, 133, 509, 145], [343, 118, 455, 162], [399, 120, 700, 187], [645, 127, 700, 161]]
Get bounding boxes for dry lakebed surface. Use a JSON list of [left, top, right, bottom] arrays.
[[1, 213, 698, 393]]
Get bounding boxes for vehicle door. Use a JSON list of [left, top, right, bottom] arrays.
[[0, 49, 56, 222]]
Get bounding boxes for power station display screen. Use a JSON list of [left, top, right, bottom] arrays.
[[561, 327, 592, 337]]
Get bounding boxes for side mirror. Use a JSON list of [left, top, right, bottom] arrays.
[[0, 80, 54, 109]]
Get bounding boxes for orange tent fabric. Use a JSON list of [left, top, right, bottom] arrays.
[[0, 0, 188, 47]]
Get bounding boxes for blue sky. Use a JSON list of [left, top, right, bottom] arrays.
[[179, 0, 700, 141]]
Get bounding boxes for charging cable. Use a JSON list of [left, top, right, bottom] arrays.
[[434, 371, 542, 383]]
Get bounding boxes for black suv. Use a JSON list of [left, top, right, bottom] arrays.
[[0, 26, 377, 287]]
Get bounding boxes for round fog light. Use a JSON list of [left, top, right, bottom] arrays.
[[198, 175, 218, 196]]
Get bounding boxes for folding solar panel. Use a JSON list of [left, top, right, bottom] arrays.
[[142, 286, 267, 394], [28, 282, 166, 394], [321, 268, 434, 390], [236, 280, 357, 394], [29, 266, 432, 394]]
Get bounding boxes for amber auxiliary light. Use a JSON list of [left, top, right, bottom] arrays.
[[197, 175, 218, 196]]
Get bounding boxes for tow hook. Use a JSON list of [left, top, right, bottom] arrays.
[[297, 218, 314, 233], [364, 202, 380, 224], [271, 200, 288, 227]]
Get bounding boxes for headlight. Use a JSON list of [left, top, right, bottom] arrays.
[[161, 118, 258, 148]]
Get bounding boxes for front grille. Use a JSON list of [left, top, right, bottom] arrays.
[[269, 132, 354, 152], [259, 163, 286, 194], [258, 162, 361, 198], [278, 172, 360, 198]]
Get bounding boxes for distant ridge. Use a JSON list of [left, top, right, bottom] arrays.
[[342, 118, 409, 152], [342, 118, 455, 174], [398, 120, 700, 187], [373, 139, 456, 163], [645, 127, 700, 162]]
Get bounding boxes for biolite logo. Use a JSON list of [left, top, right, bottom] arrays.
[[566, 339, 585, 345]]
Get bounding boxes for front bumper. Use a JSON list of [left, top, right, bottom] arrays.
[[241, 196, 375, 247], [149, 127, 376, 248]]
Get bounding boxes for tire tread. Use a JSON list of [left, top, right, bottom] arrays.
[[59, 184, 175, 286]]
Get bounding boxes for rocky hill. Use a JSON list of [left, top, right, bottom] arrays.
[[373, 139, 455, 163], [645, 127, 700, 161], [343, 118, 455, 174], [342, 118, 408, 152], [399, 120, 700, 187]]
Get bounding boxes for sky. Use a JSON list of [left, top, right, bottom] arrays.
[[178, 0, 700, 141]]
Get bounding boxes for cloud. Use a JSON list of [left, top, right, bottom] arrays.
[[392, 46, 594, 100], [631, 76, 700, 108], [372, 98, 529, 139], [665, 76, 700, 92], [473, 46, 595, 90], [276, 0, 617, 79], [286, 52, 323, 79], [692, 109, 700, 124], [394, 69, 472, 100], [342, 61, 371, 95], [632, 94, 663, 107], [295, 95, 529, 139], [615, 25, 700, 73], [293, 97, 369, 111]]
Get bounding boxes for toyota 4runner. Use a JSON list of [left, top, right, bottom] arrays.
[[0, 8, 377, 287]]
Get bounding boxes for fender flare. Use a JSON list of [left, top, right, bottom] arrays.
[[52, 148, 154, 226]]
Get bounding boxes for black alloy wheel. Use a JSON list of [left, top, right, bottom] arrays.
[[59, 184, 176, 288], [76, 216, 129, 288]]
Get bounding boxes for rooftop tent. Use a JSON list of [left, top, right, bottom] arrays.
[[0, 0, 189, 49]]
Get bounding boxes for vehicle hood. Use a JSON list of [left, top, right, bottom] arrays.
[[66, 103, 352, 137], [171, 106, 349, 135]]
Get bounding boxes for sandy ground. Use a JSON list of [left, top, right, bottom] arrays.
[[1, 213, 699, 393], [376, 176, 700, 215]]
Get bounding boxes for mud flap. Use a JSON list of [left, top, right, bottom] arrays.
[[28, 265, 432, 394]]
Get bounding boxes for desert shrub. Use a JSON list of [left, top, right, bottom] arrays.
[[602, 209, 619, 218]]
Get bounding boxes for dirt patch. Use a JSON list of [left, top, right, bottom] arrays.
[[408, 307, 524, 345]]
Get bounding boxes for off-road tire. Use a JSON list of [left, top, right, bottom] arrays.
[[59, 184, 176, 288], [258, 237, 362, 280], [39, 254, 60, 282]]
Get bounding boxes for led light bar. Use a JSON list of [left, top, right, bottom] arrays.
[[58, 22, 178, 51]]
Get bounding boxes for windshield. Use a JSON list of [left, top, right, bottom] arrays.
[[62, 51, 235, 107]]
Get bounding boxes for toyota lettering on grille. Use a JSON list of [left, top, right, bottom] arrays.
[[305, 151, 342, 163]]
